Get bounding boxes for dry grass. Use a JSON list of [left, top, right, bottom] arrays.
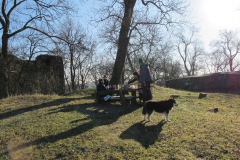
[[0, 86, 239, 159]]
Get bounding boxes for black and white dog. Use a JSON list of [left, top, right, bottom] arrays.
[[142, 98, 178, 121]]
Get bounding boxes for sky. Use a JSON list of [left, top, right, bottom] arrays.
[[78, 0, 240, 52], [188, 0, 240, 51]]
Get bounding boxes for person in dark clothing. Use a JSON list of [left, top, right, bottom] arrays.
[[97, 78, 109, 100], [128, 71, 144, 103], [103, 75, 109, 89], [139, 58, 153, 104], [97, 78, 107, 92], [128, 71, 140, 84]]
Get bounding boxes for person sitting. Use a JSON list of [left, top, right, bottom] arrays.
[[97, 78, 107, 93], [97, 78, 111, 101]]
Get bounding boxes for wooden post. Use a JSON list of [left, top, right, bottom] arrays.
[[199, 92, 207, 99], [119, 88, 125, 105], [131, 89, 137, 104]]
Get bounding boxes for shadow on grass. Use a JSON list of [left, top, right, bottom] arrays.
[[0, 97, 85, 121], [11, 102, 139, 152], [120, 120, 166, 148]]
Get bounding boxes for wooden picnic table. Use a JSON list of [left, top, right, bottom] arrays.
[[95, 88, 141, 105]]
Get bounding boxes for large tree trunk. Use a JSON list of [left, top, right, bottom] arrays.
[[0, 32, 9, 99], [110, 0, 136, 85]]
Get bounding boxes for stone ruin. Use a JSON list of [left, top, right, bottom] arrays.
[[166, 71, 240, 94], [3, 54, 65, 95]]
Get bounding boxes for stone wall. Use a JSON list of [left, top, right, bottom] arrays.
[[166, 71, 240, 93], [7, 54, 65, 95]]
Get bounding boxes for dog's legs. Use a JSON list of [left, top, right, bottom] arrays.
[[147, 110, 153, 121], [164, 112, 170, 121], [142, 106, 147, 121], [147, 113, 151, 121]]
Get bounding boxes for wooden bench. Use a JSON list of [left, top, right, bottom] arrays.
[[94, 88, 136, 105], [108, 95, 135, 103]]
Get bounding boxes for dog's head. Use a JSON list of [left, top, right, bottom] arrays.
[[169, 98, 178, 107]]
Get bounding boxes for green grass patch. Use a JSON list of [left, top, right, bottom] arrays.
[[0, 86, 239, 159]]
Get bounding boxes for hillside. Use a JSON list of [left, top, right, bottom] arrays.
[[0, 86, 239, 159]]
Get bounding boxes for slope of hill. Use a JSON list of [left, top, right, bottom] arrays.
[[0, 86, 239, 159]]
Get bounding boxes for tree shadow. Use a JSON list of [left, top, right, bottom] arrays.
[[0, 97, 83, 121], [11, 102, 139, 151], [119, 120, 166, 148]]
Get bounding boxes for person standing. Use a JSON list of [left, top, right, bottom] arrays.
[[139, 58, 153, 104]]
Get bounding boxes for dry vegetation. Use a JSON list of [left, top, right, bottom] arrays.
[[0, 86, 239, 159]]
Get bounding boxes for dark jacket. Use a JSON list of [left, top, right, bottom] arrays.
[[104, 79, 109, 86], [140, 63, 153, 83], [97, 83, 107, 92]]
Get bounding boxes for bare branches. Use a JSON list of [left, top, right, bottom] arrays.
[[1, 0, 74, 40], [210, 30, 240, 72], [141, 0, 166, 13], [100, 14, 123, 22], [7, 0, 26, 18], [0, 15, 4, 26], [1, 0, 7, 21], [175, 26, 204, 76], [50, 18, 96, 91], [7, 16, 41, 37]]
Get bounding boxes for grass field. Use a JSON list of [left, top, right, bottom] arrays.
[[0, 86, 239, 160]]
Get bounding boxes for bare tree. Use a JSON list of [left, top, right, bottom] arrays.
[[0, 0, 76, 98], [149, 43, 183, 85], [52, 19, 95, 92], [93, 0, 188, 84], [204, 51, 228, 73], [175, 26, 204, 76], [210, 30, 240, 72], [88, 54, 109, 86]]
